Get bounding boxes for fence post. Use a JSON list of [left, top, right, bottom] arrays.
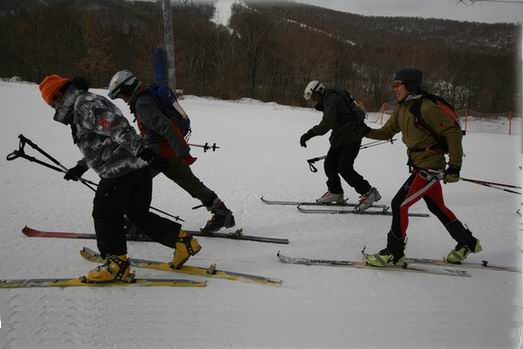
[[508, 111, 512, 135]]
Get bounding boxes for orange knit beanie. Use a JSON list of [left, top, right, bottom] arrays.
[[39, 75, 71, 105]]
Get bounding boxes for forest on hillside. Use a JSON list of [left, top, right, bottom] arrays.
[[0, 0, 520, 113]]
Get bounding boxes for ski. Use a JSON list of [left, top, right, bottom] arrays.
[[277, 252, 470, 277], [187, 229, 289, 244], [260, 196, 390, 211], [404, 257, 521, 273], [22, 226, 289, 245], [23, 226, 98, 240], [0, 277, 206, 289], [80, 247, 282, 286], [296, 204, 429, 217]]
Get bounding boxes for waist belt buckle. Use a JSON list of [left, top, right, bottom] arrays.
[[419, 169, 444, 181]]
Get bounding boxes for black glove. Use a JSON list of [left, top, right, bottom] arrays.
[[362, 124, 371, 137], [64, 164, 88, 181], [300, 132, 313, 148], [139, 148, 170, 172], [443, 165, 460, 184]]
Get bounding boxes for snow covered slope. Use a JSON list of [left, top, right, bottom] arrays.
[[0, 81, 521, 348]]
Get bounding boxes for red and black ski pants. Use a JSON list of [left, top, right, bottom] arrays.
[[386, 169, 476, 255]]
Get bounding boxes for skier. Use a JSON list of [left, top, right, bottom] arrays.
[[300, 80, 381, 211], [107, 70, 235, 233], [38, 74, 201, 282], [363, 68, 481, 267]]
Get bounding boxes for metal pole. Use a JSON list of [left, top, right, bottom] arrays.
[[161, 0, 176, 89]]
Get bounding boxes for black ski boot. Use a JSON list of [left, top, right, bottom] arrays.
[[201, 198, 235, 234]]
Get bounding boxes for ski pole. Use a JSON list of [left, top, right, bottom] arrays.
[[7, 144, 66, 173], [17, 134, 66, 170], [461, 178, 521, 195], [359, 138, 397, 150], [10, 134, 98, 189], [188, 142, 220, 152], [306, 138, 397, 173], [6, 135, 184, 221], [460, 177, 521, 189]]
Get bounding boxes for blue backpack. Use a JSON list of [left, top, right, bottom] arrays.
[[149, 83, 191, 138]]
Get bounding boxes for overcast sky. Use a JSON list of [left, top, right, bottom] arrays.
[[295, 0, 522, 24]]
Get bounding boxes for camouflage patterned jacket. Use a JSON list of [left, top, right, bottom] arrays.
[[53, 85, 147, 178]]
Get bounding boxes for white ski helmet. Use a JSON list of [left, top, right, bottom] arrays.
[[108, 70, 137, 99], [303, 80, 325, 101]]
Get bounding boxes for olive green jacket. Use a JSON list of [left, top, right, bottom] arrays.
[[366, 95, 463, 170]]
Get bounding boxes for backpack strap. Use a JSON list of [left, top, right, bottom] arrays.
[[147, 84, 191, 137], [408, 96, 449, 153], [331, 89, 366, 123]]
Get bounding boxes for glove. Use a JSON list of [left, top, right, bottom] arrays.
[[182, 154, 197, 166], [362, 124, 371, 137], [139, 148, 170, 172], [64, 164, 88, 181], [443, 165, 461, 184], [300, 132, 313, 148]]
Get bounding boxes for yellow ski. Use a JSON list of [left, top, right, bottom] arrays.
[[0, 277, 206, 288], [80, 247, 282, 286]]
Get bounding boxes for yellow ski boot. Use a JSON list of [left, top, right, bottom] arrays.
[[171, 231, 201, 269], [365, 248, 405, 267], [85, 254, 133, 283], [447, 239, 482, 264]]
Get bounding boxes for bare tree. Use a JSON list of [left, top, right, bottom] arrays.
[[78, 12, 115, 83], [229, 5, 274, 98]]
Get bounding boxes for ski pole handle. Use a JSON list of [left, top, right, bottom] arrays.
[[188, 142, 220, 152], [6, 149, 22, 161], [6, 135, 28, 161], [306, 155, 327, 173], [307, 160, 319, 173]]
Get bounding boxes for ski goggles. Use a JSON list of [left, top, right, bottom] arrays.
[[108, 75, 135, 99]]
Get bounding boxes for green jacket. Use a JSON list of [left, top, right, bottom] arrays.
[[306, 89, 366, 148], [367, 95, 463, 170]]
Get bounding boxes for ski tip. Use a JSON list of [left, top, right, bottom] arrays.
[[80, 246, 96, 255], [21, 226, 33, 236]]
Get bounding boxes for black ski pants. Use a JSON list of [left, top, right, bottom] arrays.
[[92, 167, 181, 258], [152, 156, 217, 208], [324, 140, 372, 196]]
